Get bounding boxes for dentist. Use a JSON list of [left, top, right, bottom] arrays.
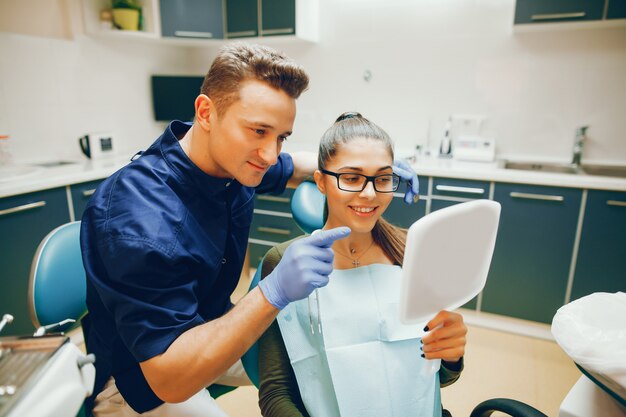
[[80, 43, 419, 417]]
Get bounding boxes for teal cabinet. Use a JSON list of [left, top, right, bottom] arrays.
[[225, 0, 296, 38], [226, 0, 259, 38], [261, 0, 296, 36], [607, 0, 626, 19], [431, 177, 490, 201], [384, 196, 426, 228], [514, 0, 605, 24], [482, 183, 582, 323], [0, 188, 71, 335], [249, 189, 297, 268], [571, 190, 626, 300], [70, 180, 103, 221], [160, 0, 224, 39]]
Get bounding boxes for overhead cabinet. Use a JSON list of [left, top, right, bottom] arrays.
[[226, 0, 296, 38], [513, 0, 626, 24], [160, 0, 225, 39]]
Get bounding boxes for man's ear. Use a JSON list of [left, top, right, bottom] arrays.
[[194, 94, 213, 131], [313, 170, 326, 195]]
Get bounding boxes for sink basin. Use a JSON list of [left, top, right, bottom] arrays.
[[0, 165, 44, 183], [504, 161, 581, 175], [581, 164, 626, 179], [504, 160, 626, 179]]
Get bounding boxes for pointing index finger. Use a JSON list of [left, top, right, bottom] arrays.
[[307, 227, 351, 248]]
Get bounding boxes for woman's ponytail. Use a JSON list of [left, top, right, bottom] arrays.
[[372, 217, 407, 266]]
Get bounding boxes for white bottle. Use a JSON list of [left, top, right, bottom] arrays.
[[439, 118, 452, 158]]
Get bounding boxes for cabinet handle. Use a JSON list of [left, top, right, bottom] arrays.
[[227, 30, 257, 37], [82, 189, 96, 197], [174, 30, 213, 38], [0, 200, 47, 216], [510, 192, 564, 202], [257, 226, 291, 236], [531, 12, 586, 21], [435, 185, 485, 195], [261, 28, 294, 36], [257, 195, 290, 203], [607, 200, 626, 207]]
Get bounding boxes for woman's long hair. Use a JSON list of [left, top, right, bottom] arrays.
[[318, 112, 407, 266]]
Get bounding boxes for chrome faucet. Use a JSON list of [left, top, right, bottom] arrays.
[[571, 126, 588, 168]]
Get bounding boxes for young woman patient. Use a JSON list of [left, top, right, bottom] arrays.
[[257, 112, 467, 417]]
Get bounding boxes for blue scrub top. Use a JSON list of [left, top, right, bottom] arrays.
[[80, 120, 294, 413]]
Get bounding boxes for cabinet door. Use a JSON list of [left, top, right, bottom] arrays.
[[607, 0, 626, 19], [226, 0, 258, 38], [160, 0, 224, 39], [384, 196, 426, 229], [431, 177, 490, 200], [514, 0, 605, 24], [261, 0, 296, 36], [571, 190, 626, 300], [71, 179, 104, 221], [0, 188, 71, 335], [482, 183, 582, 323]]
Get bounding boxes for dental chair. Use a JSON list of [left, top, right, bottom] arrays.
[[243, 181, 549, 417]]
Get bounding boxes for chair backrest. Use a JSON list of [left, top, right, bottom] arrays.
[[290, 181, 325, 234], [28, 221, 87, 329]]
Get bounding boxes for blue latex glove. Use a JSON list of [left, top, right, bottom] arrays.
[[258, 226, 351, 310], [393, 159, 420, 204]]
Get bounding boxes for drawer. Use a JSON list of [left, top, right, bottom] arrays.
[[431, 177, 490, 199], [70, 179, 105, 220], [254, 188, 295, 213], [384, 195, 427, 229], [249, 242, 272, 268], [250, 212, 302, 242]]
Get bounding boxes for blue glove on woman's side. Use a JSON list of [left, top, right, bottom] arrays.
[[393, 159, 420, 204], [258, 227, 351, 310]]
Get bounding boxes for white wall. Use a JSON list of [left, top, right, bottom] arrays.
[[1, 0, 625, 164], [192, 0, 626, 164], [0, 32, 192, 162]]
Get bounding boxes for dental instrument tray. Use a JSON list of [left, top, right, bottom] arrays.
[[400, 199, 501, 324], [0, 335, 67, 416]]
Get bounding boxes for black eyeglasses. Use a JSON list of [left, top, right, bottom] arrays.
[[321, 169, 400, 193]]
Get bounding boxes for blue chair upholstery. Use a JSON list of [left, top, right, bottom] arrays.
[[290, 181, 325, 234], [29, 221, 86, 331]]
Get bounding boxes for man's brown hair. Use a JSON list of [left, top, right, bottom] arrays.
[[201, 43, 309, 114]]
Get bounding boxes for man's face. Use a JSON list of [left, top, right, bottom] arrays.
[[206, 79, 296, 187]]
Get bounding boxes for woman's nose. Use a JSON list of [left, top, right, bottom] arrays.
[[359, 181, 377, 199]]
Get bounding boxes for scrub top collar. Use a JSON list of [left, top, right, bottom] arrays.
[[160, 120, 240, 198]]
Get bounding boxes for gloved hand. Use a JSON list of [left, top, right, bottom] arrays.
[[258, 226, 351, 310], [393, 159, 420, 204]]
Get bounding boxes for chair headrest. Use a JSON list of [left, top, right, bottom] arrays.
[[291, 182, 325, 234]]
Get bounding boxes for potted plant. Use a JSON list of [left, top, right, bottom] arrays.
[[111, 0, 143, 31]]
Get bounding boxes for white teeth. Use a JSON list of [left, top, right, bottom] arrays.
[[351, 206, 375, 213]]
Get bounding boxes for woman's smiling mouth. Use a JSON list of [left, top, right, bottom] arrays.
[[349, 205, 378, 217]]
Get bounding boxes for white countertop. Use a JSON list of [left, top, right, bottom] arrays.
[[1, 155, 626, 199], [0, 156, 132, 198], [412, 158, 626, 191]]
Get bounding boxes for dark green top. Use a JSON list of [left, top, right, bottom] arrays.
[[258, 238, 464, 417]]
